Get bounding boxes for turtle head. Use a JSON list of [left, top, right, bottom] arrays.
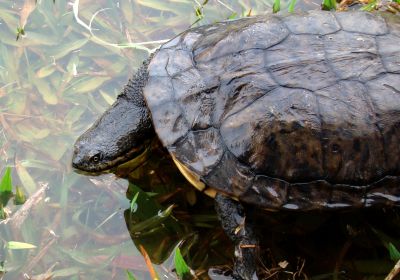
[[72, 96, 154, 173], [72, 59, 154, 173]]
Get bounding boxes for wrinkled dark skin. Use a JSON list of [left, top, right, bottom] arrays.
[[72, 59, 155, 172]]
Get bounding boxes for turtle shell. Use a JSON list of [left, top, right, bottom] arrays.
[[142, 11, 400, 211]]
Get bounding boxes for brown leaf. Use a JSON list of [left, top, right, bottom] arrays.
[[139, 245, 160, 280], [20, 0, 36, 28]]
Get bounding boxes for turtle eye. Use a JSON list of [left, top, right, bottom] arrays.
[[91, 153, 102, 163]]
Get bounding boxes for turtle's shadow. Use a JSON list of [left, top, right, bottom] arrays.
[[115, 140, 400, 279]]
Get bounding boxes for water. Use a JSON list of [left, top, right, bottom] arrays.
[[0, 1, 399, 279]]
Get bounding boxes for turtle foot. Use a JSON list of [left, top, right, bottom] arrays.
[[215, 193, 258, 280]]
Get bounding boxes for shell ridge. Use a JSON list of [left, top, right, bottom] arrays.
[[322, 32, 346, 82], [335, 11, 388, 35], [331, 12, 344, 33], [365, 176, 400, 207], [220, 86, 279, 124], [220, 84, 279, 123], [200, 147, 227, 181], [169, 79, 192, 142], [376, 33, 400, 73], [202, 149, 256, 197], [248, 174, 400, 210], [167, 47, 197, 134]]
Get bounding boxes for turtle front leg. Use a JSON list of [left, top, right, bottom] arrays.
[[214, 193, 258, 280]]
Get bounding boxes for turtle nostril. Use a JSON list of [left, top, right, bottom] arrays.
[[72, 152, 83, 168], [72, 157, 79, 168]]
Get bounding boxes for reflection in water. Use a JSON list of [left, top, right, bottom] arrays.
[[121, 142, 232, 278], [117, 142, 400, 279]]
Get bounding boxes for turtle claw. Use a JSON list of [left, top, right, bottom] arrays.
[[215, 193, 259, 280]]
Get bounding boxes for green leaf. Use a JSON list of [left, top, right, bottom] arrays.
[[388, 243, 400, 261], [36, 64, 57, 78], [99, 90, 116, 105], [22, 31, 57, 46], [195, 7, 203, 19], [127, 204, 175, 233], [19, 159, 57, 171], [126, 270, 137, 280], [65, 106, 86, 126], [33, 77, 58, 105], [7, 241, 37, 250], [14, 186, 26, 205], [288, 0, 297, 12], [0, 9, 18, 29], [0, 167, 12, 193], [130, 192, 139, 213], [174, 247, 190, 280], [16, 27, 25, 41], [72, 77, 110, 94], [0, 167, 13, 208], [51, 267, 83, 277], [273, 0, 281, 13], [47, 38, 88, 60], [321, 0, 336, 10], [360, 0, 376, 11], [228, 13, 238, 20], [16, 164, 36, 194], [0, 204, 7, 220]]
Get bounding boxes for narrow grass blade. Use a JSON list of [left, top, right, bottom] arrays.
[[7, 241, 37, 250], [288, 0, 297, 12], [128, 204, 174, 233], [0, 167, 12, 193], [388, 243, 400, 261], [360, 0, 376, 11], [174, 247, 190, 280], [273, 0, 281, 13], [126, 270, 137, 280], [130, 192, 139, 213]]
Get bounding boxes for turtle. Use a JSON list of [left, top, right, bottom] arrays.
[[72, 10, 400, 280]]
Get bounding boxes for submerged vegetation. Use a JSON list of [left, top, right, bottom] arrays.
[[0, 0, 400, 279], [0, 167, 26, 219]]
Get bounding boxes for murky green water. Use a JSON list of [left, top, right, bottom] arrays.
[[0, 1, 399, 279]]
